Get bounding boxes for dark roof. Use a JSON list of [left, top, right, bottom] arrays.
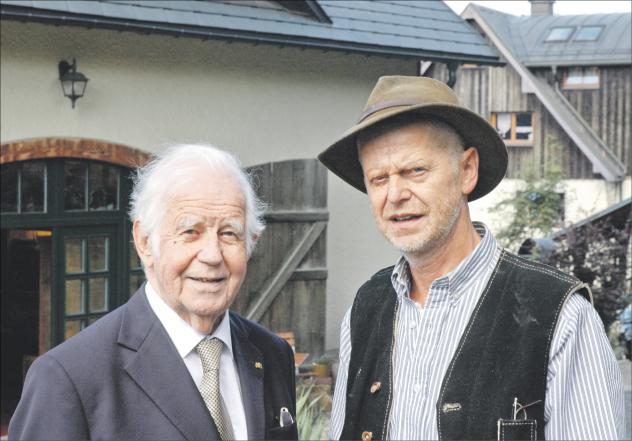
[[467, 4, 631, 66], [0, 0, 501, 64], [550, 198, 632, 239], [519, 198, 631, 259]]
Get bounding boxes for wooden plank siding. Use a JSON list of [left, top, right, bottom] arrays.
[[234, 159, 328, 355], [430, 62, 630, 179]]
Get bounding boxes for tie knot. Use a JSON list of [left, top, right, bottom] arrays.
[[196, 337, 223, 371]]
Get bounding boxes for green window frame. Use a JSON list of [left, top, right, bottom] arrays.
[[1, 158, 142, 344]]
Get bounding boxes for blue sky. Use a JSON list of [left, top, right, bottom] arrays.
[[444, 1, 632, 16]]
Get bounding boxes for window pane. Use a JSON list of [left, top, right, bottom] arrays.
[[89, 163, 119, 211], [88, 316, 102, 326], [129, 241, 142, 269], [575, 26, 602, 41], [565, 67, 600, 88], [516, 113, 532, 127], [64, 161, 87, 210], [65, 319, 83, 340], [65, 238, 85, 273], [515, 113, 533, 141], [1, 164, 18, 213], [21, 162, 46, 213], [583, 73, 600, 86], [89, 236, 108, 272], [495, 113, 512, 140], [89, 277, 108, 312], [130, 273, 144, 295], [545, 27, 574, 42], [515, 127, 533, 140], [565, 72, 584, 85], [65, 279, 84, 314]]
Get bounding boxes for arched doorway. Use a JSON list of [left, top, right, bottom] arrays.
[[0, 138, 150, 433]]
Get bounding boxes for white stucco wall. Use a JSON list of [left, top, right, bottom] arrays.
[[470, 178, 632, 236], [1, 20, 409, 351]]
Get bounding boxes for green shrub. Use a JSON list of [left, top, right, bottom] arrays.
[[296, 381, 327, 441]]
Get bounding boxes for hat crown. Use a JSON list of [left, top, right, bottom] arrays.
[[318, 75, 508, 202], [361, 76, 459, 121]]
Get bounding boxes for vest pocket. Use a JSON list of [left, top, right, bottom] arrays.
[[497, 418, 537, 440]]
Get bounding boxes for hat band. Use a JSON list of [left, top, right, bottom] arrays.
[[358, 98, 421, 123]]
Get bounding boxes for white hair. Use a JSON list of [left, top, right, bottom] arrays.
[[129, 144, 266, 257]]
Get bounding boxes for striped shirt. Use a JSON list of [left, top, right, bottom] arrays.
[[329, 223, 624, 440]]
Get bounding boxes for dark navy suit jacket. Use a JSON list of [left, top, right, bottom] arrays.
[[8, 287, 298, 440]]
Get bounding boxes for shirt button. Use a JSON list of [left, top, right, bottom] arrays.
[[409, 321, 417, 329], [413, 384, 422, 393], [362, 431, 373, 441]]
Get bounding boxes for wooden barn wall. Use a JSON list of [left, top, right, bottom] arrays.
[[535, 66, 631, 174], [431, 62, 630, 180]]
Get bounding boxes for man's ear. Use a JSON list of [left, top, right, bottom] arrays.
[[132, 220, 154, 269], [460, 147, 479, 196]]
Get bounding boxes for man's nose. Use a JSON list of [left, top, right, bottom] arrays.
[[197, 233, 223, 265], [386, 175, 412, 203]]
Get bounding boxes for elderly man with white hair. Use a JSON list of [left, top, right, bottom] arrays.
[[9, 145, 298, 441]]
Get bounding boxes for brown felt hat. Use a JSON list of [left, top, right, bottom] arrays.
[[318, 76, 508, 201]]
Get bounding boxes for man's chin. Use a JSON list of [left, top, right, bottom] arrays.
[[387, 237, 427, 255]]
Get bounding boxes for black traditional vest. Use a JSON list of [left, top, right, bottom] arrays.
[[341, 251, 591, 441]]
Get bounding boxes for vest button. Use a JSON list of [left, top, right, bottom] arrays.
[[370, 381, 382, 394], [361, 431, 373, 441]]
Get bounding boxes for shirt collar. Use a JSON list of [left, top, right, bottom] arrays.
[[145, 281, 233, 358], [391, 222, 497, 302]]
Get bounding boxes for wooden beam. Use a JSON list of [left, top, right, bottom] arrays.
[[289, 267, 328, 281], [245, 221, 326, 322], [263, 210, 329, 223]]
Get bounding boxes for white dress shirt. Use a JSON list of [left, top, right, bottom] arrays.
[[145, 282, 248, 439]]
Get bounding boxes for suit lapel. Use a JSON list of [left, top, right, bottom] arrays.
[[118, 289, 219, 441], [230, 313, 266, 441]]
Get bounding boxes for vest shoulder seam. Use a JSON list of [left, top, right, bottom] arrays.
[[499, 251, 579, 285]]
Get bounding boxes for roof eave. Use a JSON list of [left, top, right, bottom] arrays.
[[0, 5, 503, 66], [525, 60, 632, 67], [549, 198, 632, 240]]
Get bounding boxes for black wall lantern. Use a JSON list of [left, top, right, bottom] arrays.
[[58, 58, 89, 108]]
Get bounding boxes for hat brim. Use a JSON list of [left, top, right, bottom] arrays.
[[318, 103, 508, 202]]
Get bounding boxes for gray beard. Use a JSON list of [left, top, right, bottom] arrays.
[[391, 202, 461, 257]]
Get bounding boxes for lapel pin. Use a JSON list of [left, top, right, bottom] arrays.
[[255, 361, 263, 369]]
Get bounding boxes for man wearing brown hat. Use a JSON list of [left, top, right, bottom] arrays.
[[320, 76, 624, 440]]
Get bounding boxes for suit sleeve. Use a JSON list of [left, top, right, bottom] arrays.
[[9, 354, 89, 441], [286, 341, 297, 415]]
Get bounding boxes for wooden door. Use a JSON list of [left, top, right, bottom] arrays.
[[233, 159, 328, 356]]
